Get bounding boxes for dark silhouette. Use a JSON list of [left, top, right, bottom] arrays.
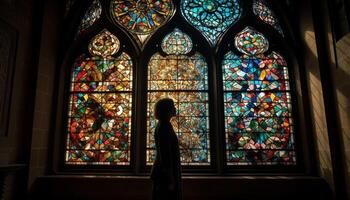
[[150, 98, 182, 200]]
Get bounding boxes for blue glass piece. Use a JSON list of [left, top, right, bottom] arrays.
[[181, 0, 242, 45], [222, 49, 296, 165], [111, 0, 174, 43]]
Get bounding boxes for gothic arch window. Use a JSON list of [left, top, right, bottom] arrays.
[[222, 27, 296, 165], [146, 29, 210, 166], [61, 0, 302, 171], [65, 30, 133, 165]]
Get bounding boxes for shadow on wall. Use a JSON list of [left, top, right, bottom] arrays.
[[303, 29, 334, 189], [304, 30, 350, 196], [334, 33, 350, 197]]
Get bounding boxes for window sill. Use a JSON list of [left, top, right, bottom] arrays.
[[30, 175, 332, 200]]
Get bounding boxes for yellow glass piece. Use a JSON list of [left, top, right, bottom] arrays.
[[88, 30, 120, 57]]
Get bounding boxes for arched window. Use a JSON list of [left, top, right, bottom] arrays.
[[61, 0, 301, 171], [146, 29, 210, 166], [65, 30, 133, 165], [222, 27, 295, 165]]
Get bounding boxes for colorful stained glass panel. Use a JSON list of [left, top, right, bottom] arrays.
[[111, 0, 174, 43], [234, 27, 269, 56], [147, 51, 210, 166], [223, 29, 296, 165], [181, 0, 242, 45], [65, 35, 133, 165], [147, 92, 210, 165], [222, 51, 289, 91], [88, 30, 120, 58], [161, 29, 193, 55], [72, 54, 132, 92], [148, 53, 208, 90], [224, 92, 292, 117], [66, 150, 130, 165], [66, 92, 132, 165], [227, 150, 296, 165]]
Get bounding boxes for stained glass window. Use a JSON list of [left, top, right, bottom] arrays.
[[253, 0, 284, 36], [147, 29, 210, 166], [235, 27, 269, 56], [223, 27, 296, 165], [77, 0, 102, 36], [181, 0, 242, 45], [65, 30, 133, 165], [110, 0, 174, 43], [65, 0, 300, 170], [161, 28, 193, 55]]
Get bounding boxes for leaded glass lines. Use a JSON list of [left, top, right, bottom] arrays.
[[181, 0, 242, 45], [161, 28, 193, 55], [65, 0, 300, 169], [111, 0, 174, 44], [147, 53, 210, 165], [223, 27, 296, 165], [147, 30, 210, 165], [65, 31, 133, 165], [88, 30, 120, 58], [147, 90, 210, 165], [235, 27, 269, 56]]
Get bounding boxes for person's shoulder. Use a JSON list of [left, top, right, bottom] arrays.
[[158, 122, 172, 137], [159, 121, 172, 128]]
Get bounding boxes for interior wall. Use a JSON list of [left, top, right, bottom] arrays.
[[299, 0, 350, 199], [0, 0, 65, 198], [0, 0, 38, 199], [334, 33, 350, 200], [0, 0, 33, 165], [27, 0, 62, 189], [295, 0, 335, 191]]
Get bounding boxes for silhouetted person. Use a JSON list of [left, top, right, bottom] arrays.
[[150, 98, 182, 200]]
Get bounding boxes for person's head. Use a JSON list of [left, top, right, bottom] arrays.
[[154, 98, 176, 121]]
